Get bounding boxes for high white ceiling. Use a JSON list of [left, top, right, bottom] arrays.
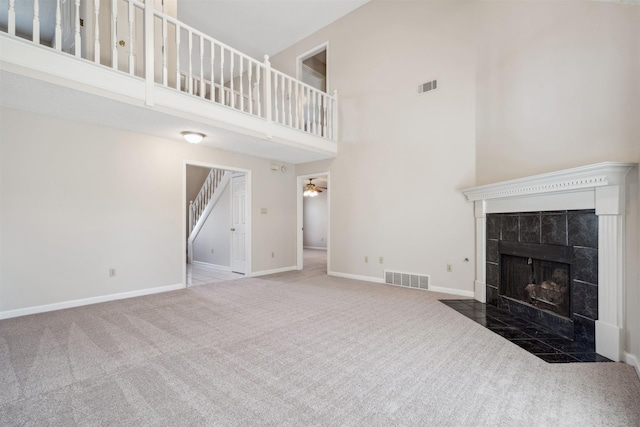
[[177, 0, 370, 60]]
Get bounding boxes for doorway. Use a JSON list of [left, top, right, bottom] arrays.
[[184, 162, 251, 287], [297, 172, 330, 272], [297, 43, 328, 93]]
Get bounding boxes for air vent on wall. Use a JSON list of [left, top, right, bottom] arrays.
[[418, 79, 438, 94], [384, 270, 430, 290]]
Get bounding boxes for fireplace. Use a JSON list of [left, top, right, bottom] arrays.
[[485, 211, 597, 345], [462, 162, 636, 362]]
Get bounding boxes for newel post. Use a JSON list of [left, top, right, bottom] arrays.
[[144, 0, 155, 106], [264, 55, 272, 128]]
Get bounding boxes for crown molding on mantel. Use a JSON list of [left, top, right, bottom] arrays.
[[462, 162, 636, 202]]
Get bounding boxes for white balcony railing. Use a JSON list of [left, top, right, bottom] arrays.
[[0, 0, 338, 141]]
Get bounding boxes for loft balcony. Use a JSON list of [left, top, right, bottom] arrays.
[[0, 0, 338, 164]]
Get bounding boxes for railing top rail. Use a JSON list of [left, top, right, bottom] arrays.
[[269, 67, 336, 100], [152, 8, 265, 68]]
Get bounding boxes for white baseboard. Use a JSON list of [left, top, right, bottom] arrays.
[[191, 260, 231, 271], [0, 283, 184, 320], [328, 271, 384, 284], [624, 351, 640, 380], [251, 266, 297, 277], [303, 246, 327, 251], [428, 285, 475, 298]]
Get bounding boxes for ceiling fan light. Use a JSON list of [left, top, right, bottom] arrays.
[[181, 131, 205, 144]]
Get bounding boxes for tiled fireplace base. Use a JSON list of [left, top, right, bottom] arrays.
[[441, 299, 612, 363]]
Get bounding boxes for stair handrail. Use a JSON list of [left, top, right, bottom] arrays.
[[189, 168, 225, 235]]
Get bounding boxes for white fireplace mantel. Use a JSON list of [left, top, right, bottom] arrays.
[[462, 162, 637, 362]]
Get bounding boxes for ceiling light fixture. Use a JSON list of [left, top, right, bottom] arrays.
[[303, 178, 324, 197], [181, 131, 205, 144]]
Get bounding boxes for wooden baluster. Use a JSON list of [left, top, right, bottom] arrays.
[[54, 0, 62, 50], [239, 57, 244, 112], [248, 63, 253, 114], [312, 90, 317, 135], [175, 26, 180, 90], [8, 0, 15, 35], [93, 0, 100, 63], [209, 42, 214, 101], [189, 201, 193, 233], [280, 75, 285, 124], [313, 90, 319, 135], [219, 46, 224, 104], [327, 96, 332, 139], [287, 78, 292, 126], [162, 16, 167, 85], [273, 72, 279, 123], [33, 0, 40, 43], [255, 64, 261, 117], [128, 0, 134, 74], [305, 87, 311, 132], [199, 36, 205, 98], [230, 53, 235, 108], [308, 88, 313, 134], [322, 94, 328, 137], [187, 31, 193, 94], [111, 0, 117, 68], [296, 82, 304, 129], [74, 0, 81, 57]]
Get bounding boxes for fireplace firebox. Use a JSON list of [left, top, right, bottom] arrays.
[[501, 255, 570, 318]]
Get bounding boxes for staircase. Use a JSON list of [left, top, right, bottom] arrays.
[[188, 168, 231, 263]]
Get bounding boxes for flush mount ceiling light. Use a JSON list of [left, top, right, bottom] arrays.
[[181, 131, 205, 144]]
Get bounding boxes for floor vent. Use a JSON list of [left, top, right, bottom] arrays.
[[384, 271, 430, 290], [418, 79, 438, 94]]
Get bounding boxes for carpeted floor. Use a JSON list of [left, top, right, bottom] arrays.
[[1, 250, 639, 426]]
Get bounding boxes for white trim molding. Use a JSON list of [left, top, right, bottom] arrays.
[[462, 162, 637, 362], [251, 266, 297, 277], [328, 271, 384, 284], [429, 286, 475, 298], [0, 283, 184, 320]]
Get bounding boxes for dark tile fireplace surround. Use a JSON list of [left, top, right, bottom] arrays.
[[485, 210, 599, 350]]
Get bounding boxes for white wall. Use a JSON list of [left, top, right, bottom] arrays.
[[303, 189, 327, 249], [475, 1, 639, 185], [279, 1, 478, 292], [0, 107, 296, 313], [192, 181, 231, 266]]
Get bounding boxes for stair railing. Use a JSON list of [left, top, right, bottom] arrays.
[[189, 168, 225, 236]]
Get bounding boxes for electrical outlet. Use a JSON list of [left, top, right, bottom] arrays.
[[365, 256, 368, 263], [109, 268, 116, 277], [447, 264, 452, 272], [379, 257, 383, 264]]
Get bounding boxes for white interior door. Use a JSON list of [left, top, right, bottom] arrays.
[[231, 174, 246, 274]]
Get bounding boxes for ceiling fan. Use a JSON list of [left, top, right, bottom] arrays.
[[303, 178, 327, 197]]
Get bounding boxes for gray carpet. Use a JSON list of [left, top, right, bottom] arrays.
[[1, 250, 639, 426]]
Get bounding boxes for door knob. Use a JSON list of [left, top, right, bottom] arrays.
[[230, 227, 236, 231], [119, 40, 126, 47]]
